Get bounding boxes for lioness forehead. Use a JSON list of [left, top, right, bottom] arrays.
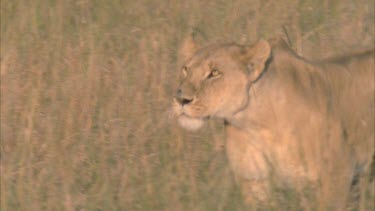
[[184, 44, 242, 68]]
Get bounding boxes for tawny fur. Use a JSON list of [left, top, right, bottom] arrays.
[[173, 37, 374, 209]]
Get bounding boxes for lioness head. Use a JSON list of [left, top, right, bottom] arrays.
[[173, 38, 271, 130]]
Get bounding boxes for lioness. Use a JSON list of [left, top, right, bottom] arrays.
[[173, 37, 374, 209]]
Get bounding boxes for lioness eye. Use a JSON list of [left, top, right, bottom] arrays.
[[182, 66, 188, 77], [207, 68, 220, 79]]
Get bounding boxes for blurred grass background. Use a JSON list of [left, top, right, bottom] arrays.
[[1, 0, 374, 210]]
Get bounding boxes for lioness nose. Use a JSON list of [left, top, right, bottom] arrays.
[[178, 97, 193, 105], [175, 89, 193, 105]]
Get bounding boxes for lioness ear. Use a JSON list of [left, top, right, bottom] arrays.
[[241, 39, 271, 82], [179, 33, 201, 64]]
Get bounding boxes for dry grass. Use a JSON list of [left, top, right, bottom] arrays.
[[1, 0, 374, 210]]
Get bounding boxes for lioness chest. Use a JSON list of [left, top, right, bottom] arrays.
[[225, 122, 324, 182], [223, 63, 365, 183]]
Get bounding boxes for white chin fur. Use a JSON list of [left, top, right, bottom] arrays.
[[178, 115, 205, 131]]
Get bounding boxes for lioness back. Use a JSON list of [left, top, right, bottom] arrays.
[[321, 50, 374, 166], [259, 43, 374, 179]]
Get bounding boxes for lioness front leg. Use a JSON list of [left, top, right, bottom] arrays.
[[238, 177, 271, 208]]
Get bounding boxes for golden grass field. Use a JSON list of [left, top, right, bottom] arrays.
[[1, 0, 374, 210]]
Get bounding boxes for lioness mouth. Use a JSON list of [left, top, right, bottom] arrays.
[[178, 114, 206, 131]]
